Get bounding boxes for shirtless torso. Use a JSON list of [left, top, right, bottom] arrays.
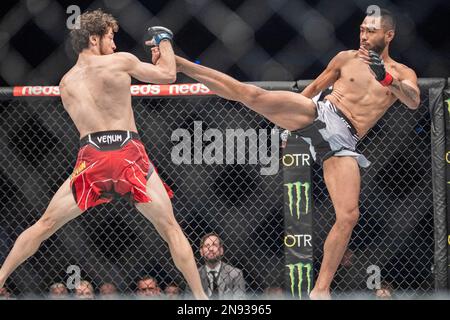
[[305, 50, 418, 137], [60, 45, 178, 139], [60, 53, 137, 137]]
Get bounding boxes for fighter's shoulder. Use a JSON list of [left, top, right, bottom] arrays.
[[112, 52, 139, 64], [336, 50, 357, 60], [113, 53, 144, 72], [329, 50, 355, 66], [397, 63, 416, 75], [59, 70, 73, 92], [391, 61, 417, 80]]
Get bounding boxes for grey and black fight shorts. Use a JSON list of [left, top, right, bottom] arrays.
[[292, 99, 370, 168]]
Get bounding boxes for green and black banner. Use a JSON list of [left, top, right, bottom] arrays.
[[444, 80, 450, 289], [282, 130, 313, 299], [426, 78, 447, 290]]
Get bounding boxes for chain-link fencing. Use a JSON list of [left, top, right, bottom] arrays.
[[0, 92, 284, 298], [0, 0, 448, 86], [0, 79, 445, 299]]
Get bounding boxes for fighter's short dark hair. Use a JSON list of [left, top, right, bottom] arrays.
[[380, 8, 396, 31], [70, 9, 119, 54]]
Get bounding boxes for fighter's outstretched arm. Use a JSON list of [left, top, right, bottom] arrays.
[[116, 41, 176, 84], [176, 55, 317, 131]]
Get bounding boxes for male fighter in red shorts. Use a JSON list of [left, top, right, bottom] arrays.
[[0, 9, 207, 300]]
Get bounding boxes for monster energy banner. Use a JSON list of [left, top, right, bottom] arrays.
[[445, 85, 450, 288], [282, 130, 313, 299]]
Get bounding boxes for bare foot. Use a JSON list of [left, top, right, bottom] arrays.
[[309, 288, 331, 300]]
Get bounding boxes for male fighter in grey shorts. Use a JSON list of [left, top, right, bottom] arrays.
[[176, 9, 420, 299]]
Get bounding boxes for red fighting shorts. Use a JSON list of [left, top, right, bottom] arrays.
[[70, 130, 173, 211]]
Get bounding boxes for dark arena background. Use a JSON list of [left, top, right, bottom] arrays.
[[0, 0, 449, 302]]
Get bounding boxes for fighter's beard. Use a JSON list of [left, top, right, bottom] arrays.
[[99, 39, 109, 55], [370, 42, 386, 55]]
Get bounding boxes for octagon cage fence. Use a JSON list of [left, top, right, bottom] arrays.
[[0, 79, 447, 299]]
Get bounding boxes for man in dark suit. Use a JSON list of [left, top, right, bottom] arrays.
[[198, 233, 246, 299]]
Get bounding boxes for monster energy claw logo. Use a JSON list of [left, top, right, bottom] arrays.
[[446, 99, 450, 119], [286, 262, 312, 299], [284, 181, 310, 219]]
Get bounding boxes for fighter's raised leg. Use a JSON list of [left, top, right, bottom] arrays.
[[135, 171, 208, 300], [309, 156, 361, 300], [0, 178, 84, 289], [176, 56, 317, 131]]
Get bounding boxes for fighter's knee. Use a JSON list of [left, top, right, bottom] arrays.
[[162, 220, 182, 242], [36, 215, 58, 237], [335, 208, 360, 230]]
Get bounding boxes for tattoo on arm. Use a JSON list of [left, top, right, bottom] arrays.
[[390, 82, 400, 90], [391, 80, 418, 102], [401, 83, 418, 101]]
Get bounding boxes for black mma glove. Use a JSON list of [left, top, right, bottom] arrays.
[[147, 26, 174, 46], [368, 50, 393, 86]]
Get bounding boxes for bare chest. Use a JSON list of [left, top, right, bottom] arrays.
[[339, 59, 395, 98]]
